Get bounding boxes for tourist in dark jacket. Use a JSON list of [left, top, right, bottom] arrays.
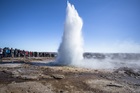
[[14, 49, 18, 57]]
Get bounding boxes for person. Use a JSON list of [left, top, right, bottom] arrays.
[[3, 48, 7, 57], [17, 49, 20, 57], [6, 48, 10, 57], [10, 48, 14, 57], [22, 50, 25, 57], [25, 51, 29, 57], [14, 49, 18, 57], [0, 48, 3, 62], [3, 47, 10, 57]]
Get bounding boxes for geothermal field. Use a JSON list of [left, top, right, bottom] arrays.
[[0, 2, 140, 93]]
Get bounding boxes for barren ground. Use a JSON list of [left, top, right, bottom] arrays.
[[0, 57, 140, 93]]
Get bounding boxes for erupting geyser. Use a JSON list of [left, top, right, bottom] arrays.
[[53, 1, 140, 69], [56, 1, 84, 65]]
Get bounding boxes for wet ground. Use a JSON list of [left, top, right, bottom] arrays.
[[0, 57, 140, 93]]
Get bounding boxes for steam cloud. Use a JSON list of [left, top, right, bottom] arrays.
[[87, 41, 140, 53]]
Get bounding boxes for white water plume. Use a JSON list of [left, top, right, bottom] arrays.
[[56, 1, 83, 65]]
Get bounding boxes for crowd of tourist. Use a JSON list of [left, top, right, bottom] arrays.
[[0, 47, 57, 59]]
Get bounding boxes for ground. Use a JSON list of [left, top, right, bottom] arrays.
[[0, 57, 140, 93]]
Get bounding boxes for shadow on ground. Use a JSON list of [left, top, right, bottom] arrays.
[[0, 61, 58, 67]]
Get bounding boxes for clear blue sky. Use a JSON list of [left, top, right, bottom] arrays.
[[0, 0, 140, 52]]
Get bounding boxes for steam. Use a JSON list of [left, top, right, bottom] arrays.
[[87, 41, 140, 53], [56, 1, 83, 66]]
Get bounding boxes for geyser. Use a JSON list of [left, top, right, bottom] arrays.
[[56, 1, 84, 65], [55, 1, 140, 69]]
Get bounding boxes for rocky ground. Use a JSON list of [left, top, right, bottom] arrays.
[[0, 57, 140, 93]]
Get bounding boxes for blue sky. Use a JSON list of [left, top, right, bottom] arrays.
[[0, 0, 140, 52]]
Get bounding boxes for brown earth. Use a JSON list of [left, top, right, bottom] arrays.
[[0, 57, 140, 93]]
